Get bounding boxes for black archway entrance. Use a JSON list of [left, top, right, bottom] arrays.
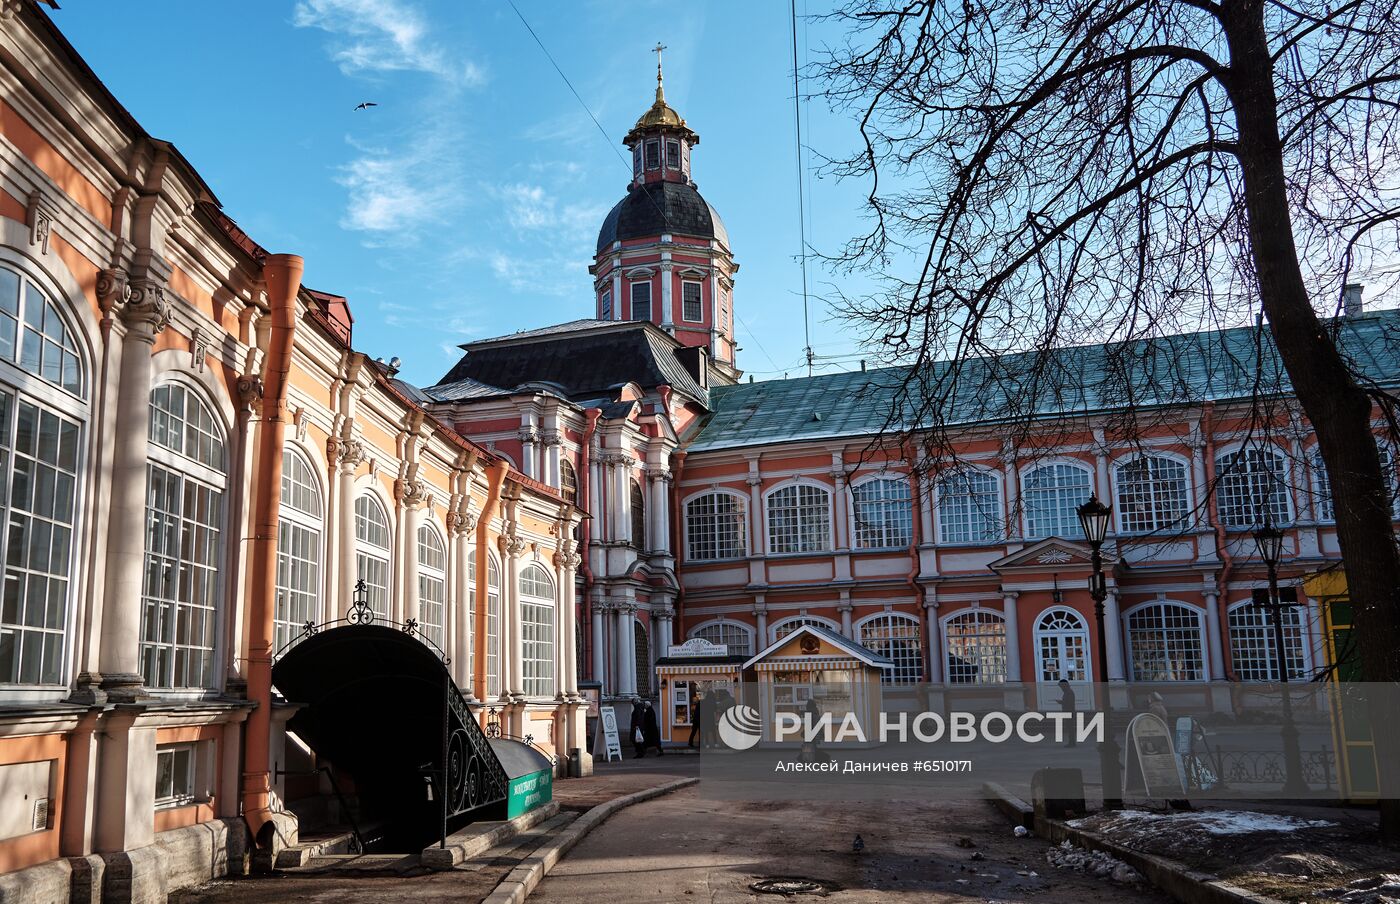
[[272, 619, 508, 850]]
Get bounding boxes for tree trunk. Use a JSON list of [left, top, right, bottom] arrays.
[[1224, 0, 1400, 838]]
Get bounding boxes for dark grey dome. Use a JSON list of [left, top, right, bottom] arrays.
[[596, 181, 728, 254]]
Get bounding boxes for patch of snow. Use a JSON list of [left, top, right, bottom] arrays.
[[1069, 809, 1335, 835]]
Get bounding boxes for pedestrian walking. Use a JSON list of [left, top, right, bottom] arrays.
[[688, 689, 703, 748], [1058, 679, 1078, 748], [629, 698, 646, 758], [641, 699, 664, 756]]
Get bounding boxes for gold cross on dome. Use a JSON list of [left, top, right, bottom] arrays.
[[654, 42, 667, 81]]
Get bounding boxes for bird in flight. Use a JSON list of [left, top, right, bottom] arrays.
[[353, 102, 378, 111]]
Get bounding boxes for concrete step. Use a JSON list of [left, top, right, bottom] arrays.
[[273, 829, 360, 869], [285, 852, 422, 876], [452, 812, 579, 873]]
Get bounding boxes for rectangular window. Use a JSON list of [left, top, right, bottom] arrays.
[[630, 282, 652, 321], [521, 601, 554, 697], [645, 141, 660, 170], [600, 289, 612, 320], [666, 141, 680, 169], [274, 519, 320, 655], [682, 281, 703, 322], [155, 744, 196, 808], [633, 145, 643, 176]]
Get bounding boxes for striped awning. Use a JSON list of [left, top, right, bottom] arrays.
[[753, 657, 864, 672], [657, 664, 740, 676]]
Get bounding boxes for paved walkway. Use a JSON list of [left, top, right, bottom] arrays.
[[531, 787, 1177, 903]]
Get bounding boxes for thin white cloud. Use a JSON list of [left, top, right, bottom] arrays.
[[336, 147, 446, 234], [292, 0, 485, 85], [498, 183, 606, 241]]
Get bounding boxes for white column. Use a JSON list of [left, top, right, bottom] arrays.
[[754, 598, 769, 646], [1001, 439, 1020, 541], [611, 272, 623, 320], [450, 512, 474, 692], [838, 599, 853, 638], [615, 605, 636, 696], [649, 468, 670, 553], [98, 282, 168, 699], [591, 596, 607, 693], [337, 440, 363, 620], [1002, 591, 1022, 681], [518, 426, 539, 480], [924, 596, 943, 683], [746, 468, 765, 555], [1104, 588, 1126, 681], [831, 463, 850, 551], [505, 537, 526, 697], [660, 263, 674, 328], [1203, 589, 1226, 680], [402, 493, 424, 628]]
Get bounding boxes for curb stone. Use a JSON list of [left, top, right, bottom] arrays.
[[980, 782, 1288, 904], [483, 777, 700, 904], [421, 801, 562, 869]]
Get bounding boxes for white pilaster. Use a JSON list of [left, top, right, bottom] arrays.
[[1002, 591, 1022, 681], [1104, 588, 1126, 681]]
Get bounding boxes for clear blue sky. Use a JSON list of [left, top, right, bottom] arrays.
[[52, 1, 874, 387]]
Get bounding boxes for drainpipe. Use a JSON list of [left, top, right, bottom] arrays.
[[669, 449, 687, 642], [243, 253, 303, 844], [1202, 401, 1235, 680], [904, 447, 929, 674], [577, 408, 601, 674], [475, 459, 509, 701]]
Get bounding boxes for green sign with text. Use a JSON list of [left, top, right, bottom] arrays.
[[505, 768, 552, 819]]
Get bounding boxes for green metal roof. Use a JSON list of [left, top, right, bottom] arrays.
[[689, 310, 1400, 452]]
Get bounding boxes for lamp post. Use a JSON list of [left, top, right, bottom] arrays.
[[1077, 494, 1122, 810], [1252, 523, 1308, 796]]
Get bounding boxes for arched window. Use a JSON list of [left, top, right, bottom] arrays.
[[559, 459, 578, 506], [944, 610, 1007, 684], [859, 613, 923, 683], [1228, 601, 1308, 680], [1311, 445, 1398, 523], [851, 477, 911, 549], [771, 615, 839, 643], [1126, 603, 1205, 681], [1215, 446, 1291, 527], [0, 264, 88, 686], [354, 495, 391, 620], [690, 620, 754, 656], [766, 483, 831, 554], [1034, 608, 1089, 683], [520, 563, 555, 697], [417, 525, 446, 650], [1115, 455, 1189, 534], [634, 618, 651, 695], [275, 448, 322, 654], [467, 552, 503, 695], [685, 492, 747, 560], [141, 384, 226, 690], [1023, 463, 1092, 539], [937, 469, 1002, 544], [630, 480, 646, 550]]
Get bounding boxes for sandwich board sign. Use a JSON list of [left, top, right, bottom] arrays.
[[1123, 713, 1187, 799], [596, 705, 622, 762]]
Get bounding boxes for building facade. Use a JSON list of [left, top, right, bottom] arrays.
[[2, 3, 1399, 902]]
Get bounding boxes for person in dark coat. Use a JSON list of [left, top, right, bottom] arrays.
[[688, 689, 703, 748], [640, 699, 664, 756], [700, 689, 719, 749], [629, 698, 646, 757], [1058, 679, 1078, 748]]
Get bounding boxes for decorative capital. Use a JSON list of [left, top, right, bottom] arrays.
[[96, 268, 131, 314], [397, 478, 432, 509], [541, 429, 563, 446], [745, 475, 763, 487], [553, 550, 583, 570], [646, 467, 671, 482], [120, 279, 171, 337], [236, 375, 264, 408], [333, 437, 366, 469], [518, 425, 540, 444], [447, 509, 478, 537], [505, 534, 530, 559]]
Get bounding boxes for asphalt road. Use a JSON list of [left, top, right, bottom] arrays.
[[530, 786, 1177, 903]]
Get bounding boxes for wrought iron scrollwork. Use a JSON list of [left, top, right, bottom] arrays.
[[484, 707, 502, 739], [402, 618, 419, 635], [347, 578, 375, 625]]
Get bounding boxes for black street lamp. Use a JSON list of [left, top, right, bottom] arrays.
[[1077, 494, 1122, 810], [1252, 522, 1308, 796]]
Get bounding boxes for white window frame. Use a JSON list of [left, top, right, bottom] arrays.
[[630, 281, 652, 322], [769, 614, 840, 643], [763, 479, 833, 555], [1112, 452, 1191, 535], [681, 280, 704, 323], [849, 475, 912, 550], [666, 139, 681, 170], [1032, 606, 1090, 683], [935, 467, 1003, 545], [600, 288, 612, 320], [0, 260, 90, 691], [1021, 460, 1093, 540], [1213, 443, 1293, 528], [1226, 597, 1311, 681], [417, 524, 447, 651], [683, 490, 749, 561], [520, 563, 555, 698], [1123, 601, 1207, 682], [644, 140, 661, 171], [467, 552, 503, 695], [354, 493, 392, 620], [688, 619, 755, 657], [154, 742, 203, 809], [275, 447, 323, 655], [857, 611, 924, 684], [941, 608, 1008, 685], [1310, 443, 1398, 523], [142, 381, 227, 693]]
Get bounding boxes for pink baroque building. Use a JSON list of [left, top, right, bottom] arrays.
[[425, 64, 1400, 726]]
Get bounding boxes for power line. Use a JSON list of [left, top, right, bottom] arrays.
[[790, 0, 813, 377], [734, 311, 780, 372]]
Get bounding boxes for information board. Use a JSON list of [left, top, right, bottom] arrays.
[[597, 705, 622, 762]]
